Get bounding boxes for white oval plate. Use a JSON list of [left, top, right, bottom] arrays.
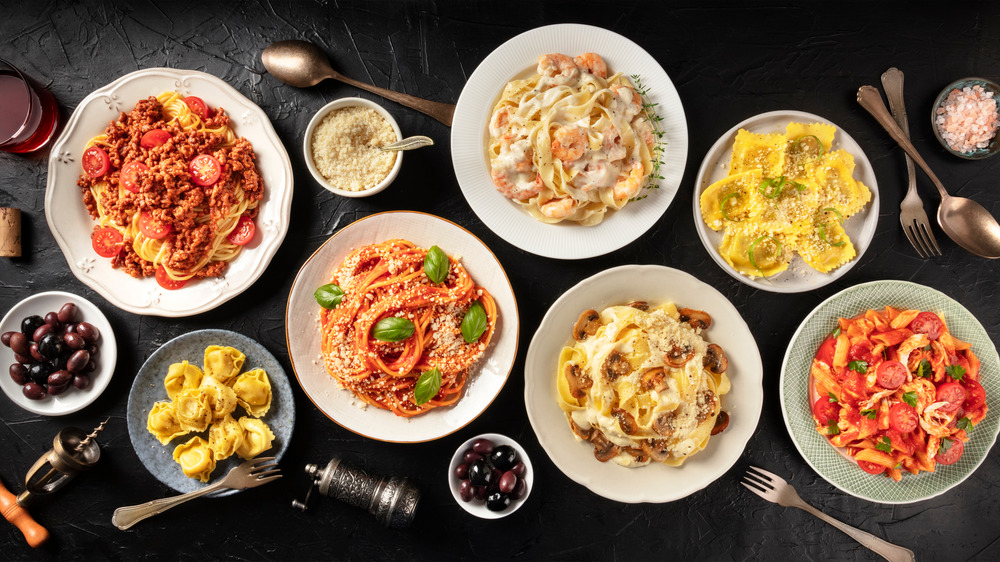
[[451, 23, 688, 260], [524, 265, 763, 503], [780, 280, 1000, 503], [285, 211, 519, 443], [0, 291, 117, 416], [45, 68, 294, 317], [692, 110, 880, 293]]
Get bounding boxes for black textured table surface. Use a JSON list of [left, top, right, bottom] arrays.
[[2, 2, 1000, 560]]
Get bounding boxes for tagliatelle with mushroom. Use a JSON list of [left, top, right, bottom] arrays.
[[556, 301, 731, 467]]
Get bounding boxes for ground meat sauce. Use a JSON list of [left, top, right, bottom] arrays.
[[77, 96, 263, 279]]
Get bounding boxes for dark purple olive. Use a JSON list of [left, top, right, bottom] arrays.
[[77, 322, 100, 343], [32, 323, 54, 343], [63, 333, 86, 350], [1, 331, 14, 347], [472, 438, 494, 455], [22, 383, 46, 400], [59, 323, 77, 335], [467, 459, 492, 486], [463, 450, 483, 464], [511, 461, 526, 478], [455, 463, 469, 479], [10, 364, 29, 385], [499, 471, 517, 494], [83, 360, 96, 373], [30, 343, 47, 362], [49, 355, 67, 371], [458, 479, 474, 502], [473, 486, 487, 501], [57, 303, 78, 324], [28, 362, 53, 385], [72, 374, 91, 390], [14, 352, 32, 365], [67, 349, 90, 373], [48, 370, 72, 387], [489, 445, 518, 472], [44, 312, 61, 327], [21, 315, 44, 337], [488, 469, 502, 493], [47, 383, 70, 396], [485, 491, 511, 512], [39, 333, 65, 359], [511, 478, 528, 500], [85, 344, 99, 358], [9, 332, 29, 356]]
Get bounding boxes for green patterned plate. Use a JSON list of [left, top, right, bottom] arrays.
[[780, 280, 1000, 503]]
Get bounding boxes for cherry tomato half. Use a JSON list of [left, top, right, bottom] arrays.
[[963, 379, 986, 411], [935, 438, 964, 465], [82, 146, 110, 178], [876, 360, 907, 390], [936, 381, 967, 407], [226, 214, 255, 245], [888, 403, 918, 433], [138, 212, 173, 240], [91, 227, 123, 258], [812, 397, 838, 425], [155, 265, 187, 290], [183, 96, 212, 119], [910, 311, 944, 340], [121, 161, 149, 193], [189, 154, 222, 187], [140, 128, 172, 149], [858, 460, 886, 475], [815, 336, 836, 366]]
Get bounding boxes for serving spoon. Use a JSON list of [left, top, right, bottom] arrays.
[[858, 85, 1000, 259], [262, 40, 456, 127]]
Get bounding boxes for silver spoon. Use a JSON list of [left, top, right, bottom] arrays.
[[380, 135, 434, 152], [858, 85, 1000, 259], [262, 40, 455, 127]]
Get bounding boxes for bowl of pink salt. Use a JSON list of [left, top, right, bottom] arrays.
[[932, 77, 1000, 160]]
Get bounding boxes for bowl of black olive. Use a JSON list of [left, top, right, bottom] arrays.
[[0, 291, 116, 415], [448, 433, 532, 518]]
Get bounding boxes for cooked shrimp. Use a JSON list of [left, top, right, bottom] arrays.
[[540, 197, 576, 219], [602, 126, 626, 161], [491, 168, 543, 201], [610, 84, 642, 120], [551, 126, 587, 162], [613, 162, 645, 202], [537, 54, 579, 84], [490, 106, 511, 138], [634, 117, 656, 149], [574, 53, 607, 78]]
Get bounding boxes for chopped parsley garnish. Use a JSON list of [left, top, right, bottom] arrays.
[[828, 392, 838, 403], [826, 420, 841, 435], [915, 359, 932, 378], [876, 436, 893, 454], [945, 364, 966, 381], [848, 360, 869, 374], [861, 409, 877, 420], [957, 417, 974, 432], [938, 438, 953, 455], [902, 391, 918, 408], [831, 327, 842, 338]]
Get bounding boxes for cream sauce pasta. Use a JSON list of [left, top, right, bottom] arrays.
[[487, 53, 659, 225]]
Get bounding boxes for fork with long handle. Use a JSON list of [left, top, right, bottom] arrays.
[[742, 466, 915, 562], [882, 67, 942, 258]]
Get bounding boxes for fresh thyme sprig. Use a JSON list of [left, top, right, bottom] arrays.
[[629, 73, 666, 201]]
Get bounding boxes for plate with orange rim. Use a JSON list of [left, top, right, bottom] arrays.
[[284, 211, 519, 443]]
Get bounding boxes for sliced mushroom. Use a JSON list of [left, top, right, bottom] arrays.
[[572, 309, 601, 341], [678, 308, 712, 331], [652, 411, 677, 437], [624, 447, 650, 464], [601, 350, 632, 381], [640, 367, 668, 392], [696, 389, 719, 423], [640, 438, 671, 462], [612, 407, 639, 435], [627, 300, 649, 311], [563, 363, 593, 399], [590, 431, 619, 462], [703, 343, 729, 374], [665, 343, 695, 368], [711, 411, 730, 435], [569, 418, 593, 441]]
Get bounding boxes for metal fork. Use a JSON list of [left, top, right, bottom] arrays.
[[112, 457, 281, 530], [882, 67, 942, 258], [742, 466, 915, 562]]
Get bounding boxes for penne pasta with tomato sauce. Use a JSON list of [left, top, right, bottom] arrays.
[[809, 306, 987, 480]]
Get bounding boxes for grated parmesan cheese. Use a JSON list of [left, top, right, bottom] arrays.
[[311, 106, 398, 191]]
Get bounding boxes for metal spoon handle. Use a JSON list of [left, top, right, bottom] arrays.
[[381, 135, 434, 151], [857, 85, 950, 200], [328, 71, 455, 127], [880, 69, 917, 186]]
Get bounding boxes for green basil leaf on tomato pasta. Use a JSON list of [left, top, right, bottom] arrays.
[[314, 284, 345, 309], [423, 245, 449, 285], [460, 301, 488, 343], [413, 368, 442, 406], [372, 317, 415, 342]]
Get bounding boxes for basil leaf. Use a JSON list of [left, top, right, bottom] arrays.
[[876, 436, 892, 454], [848, 360, 869, 374], [916, 359, 932, 378], [372, 317, 415, 342], [828, 392, 838, 403], [945, 364, 966, 381], [413, 368, 442, 406], [957, 417, 973, 432], [826, 420, 840, 436], [461, 301, 488, 344], [902, 391, 918, 408], [861, 409, 877, 420], [314, 284, 345, 309], [423, 245, 449, 285]]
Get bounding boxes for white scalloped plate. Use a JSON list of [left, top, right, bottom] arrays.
[[44, 68, 293, 317], [451, 24, 687, 259]]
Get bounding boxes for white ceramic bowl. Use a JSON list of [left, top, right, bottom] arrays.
[[447, 433, 533, 519], [303, 97, 403, 197]]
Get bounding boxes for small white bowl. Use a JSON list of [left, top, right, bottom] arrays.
[[447, 433, 533, 519], [303, 97, 403, 197]]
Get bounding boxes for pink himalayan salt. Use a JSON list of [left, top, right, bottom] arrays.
[[935, 84, 1000, 153]]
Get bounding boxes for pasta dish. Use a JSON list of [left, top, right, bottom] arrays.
[[77, 91, 263, 290], [557, 302, 730, 467], [317, 240, 498, 417], [487, 53, 659, 225], [810, 307, 987, 480]]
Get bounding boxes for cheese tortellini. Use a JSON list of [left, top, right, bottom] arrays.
[[147, 345, 276, 483]]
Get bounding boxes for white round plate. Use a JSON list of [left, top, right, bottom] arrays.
[[45, 68, 294, 317], [524, 265, 763, 503], [285, 211, 519, 443], [780, 280, 1000, 503], [451, 23, 688, 260], [0, 291, 117, 416], [692, 110, 880, 293]]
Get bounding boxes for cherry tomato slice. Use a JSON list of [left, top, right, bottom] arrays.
[[226, 214, 255, 245], [138, 212, 173, 240], [858, 460, 886, 475], [963, 379, 986, 411], [815, 336, 836, 366], [91, 227, 123, 258], [121, 161, 149, 193], [155, 265, 187, 290], [140, 129, 172, 149], [183, 96, 212, 119], [888, 403, 918, 433], [875, 360, 907, 390], [189, 154, 222, 187], [936, 381, 967, 407], [935, 437, 964, 465], [910, 311, 944, 340], [812, 397, 838, 425], [82, 146, 110, 178]]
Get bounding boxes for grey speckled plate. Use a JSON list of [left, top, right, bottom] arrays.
[[126, 329, 294, 497]]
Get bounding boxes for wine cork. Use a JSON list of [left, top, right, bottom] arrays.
[[0, 207, 22, 257]]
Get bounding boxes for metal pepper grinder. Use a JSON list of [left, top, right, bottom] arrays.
[[293, 457, 420, 529]]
